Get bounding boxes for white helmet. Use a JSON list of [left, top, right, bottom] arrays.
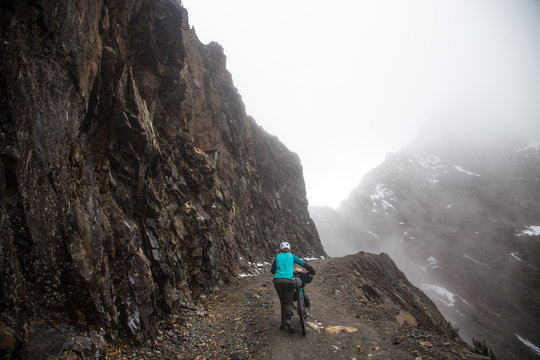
[[280, 241, 291, 251]]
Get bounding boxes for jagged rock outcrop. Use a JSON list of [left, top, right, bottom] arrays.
[[331, 252, 454, 337], [0, 0, 324, 356]]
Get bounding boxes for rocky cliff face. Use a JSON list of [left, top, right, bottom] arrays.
[[310, 140, 540, 360], [0, 0, 324, 355]]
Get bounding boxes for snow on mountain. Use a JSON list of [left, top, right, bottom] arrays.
[[310, 142, 540, 360], [421, 284, 458, 307], [515, 334, 540, 357], [463, 254, 489, 267], [413, 153, 446, 186], [518, 225, 540, 236], [366, 229, 380, 239], [370, 184, 397, 213], [510, 252, 523, 262], [515, 140, 540, 154], [421, 256, 439, 272], [420, 284, 472, 310], [453, 165, 480, 176]]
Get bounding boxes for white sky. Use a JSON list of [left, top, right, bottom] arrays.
[[181, 0, 540, 208]]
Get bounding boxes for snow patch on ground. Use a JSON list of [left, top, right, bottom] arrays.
[[453, 165, 480, 176], [518, 226, 540, 236], [515, 334, 540, 356]]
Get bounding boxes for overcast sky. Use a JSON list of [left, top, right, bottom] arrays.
[[181, 0, 540, 208]]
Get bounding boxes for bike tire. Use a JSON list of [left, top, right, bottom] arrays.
[[297, 288, 306, 336]]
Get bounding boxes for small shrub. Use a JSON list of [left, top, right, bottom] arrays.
[[472, 338, 497, 360], [449, 324, 460, 338]]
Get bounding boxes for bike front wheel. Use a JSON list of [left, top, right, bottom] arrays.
[[297, 289, 306, 336]]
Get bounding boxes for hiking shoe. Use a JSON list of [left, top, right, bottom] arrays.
[[284, 319, 294, 333]]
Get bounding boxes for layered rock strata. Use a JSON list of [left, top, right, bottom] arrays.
[[0, 0, 324, 354]]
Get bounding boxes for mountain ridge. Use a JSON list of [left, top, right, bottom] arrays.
[[311, 141, 540, 360]]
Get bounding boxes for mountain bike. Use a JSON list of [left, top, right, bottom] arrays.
[[290, 270, 313, 336]]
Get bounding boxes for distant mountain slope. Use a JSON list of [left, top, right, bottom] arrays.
[[310, 140, 540, 360]]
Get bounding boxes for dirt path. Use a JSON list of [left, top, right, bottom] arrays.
[[105, 257, 487, 360], [250, 260, 385, 359]]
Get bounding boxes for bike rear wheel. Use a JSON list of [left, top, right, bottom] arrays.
[[297, 289, 306, 336]]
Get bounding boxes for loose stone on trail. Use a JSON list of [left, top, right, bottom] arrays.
[[324, 325, 358, 334]]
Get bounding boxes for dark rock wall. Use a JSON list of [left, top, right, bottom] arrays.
[[0, 0, 324, 349]]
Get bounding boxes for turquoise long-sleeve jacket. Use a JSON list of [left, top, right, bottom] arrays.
[[271, 252, 306, 279]]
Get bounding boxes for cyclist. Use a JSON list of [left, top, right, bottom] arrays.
[[271, 241, 315, 333]]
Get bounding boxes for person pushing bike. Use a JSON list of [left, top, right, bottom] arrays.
[[270, 241, 316, 333]]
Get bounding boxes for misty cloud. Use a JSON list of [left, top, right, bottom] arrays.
[[310, 140, 540, 359], [183, 0, 540, 207]]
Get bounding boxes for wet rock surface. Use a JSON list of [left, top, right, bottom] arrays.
[[0, 0, 324, 356]]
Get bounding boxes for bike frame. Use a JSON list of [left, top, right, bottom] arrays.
[[293, 275, 308, 335]]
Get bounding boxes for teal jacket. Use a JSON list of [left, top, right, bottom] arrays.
[[271, 252, 306, 279]]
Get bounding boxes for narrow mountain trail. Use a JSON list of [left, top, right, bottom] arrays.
[[105, 257, 488, 360]]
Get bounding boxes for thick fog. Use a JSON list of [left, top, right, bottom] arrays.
[[183, 1, 540, 356], [309, 133, 540, 359], [182, 0, 540, 208]]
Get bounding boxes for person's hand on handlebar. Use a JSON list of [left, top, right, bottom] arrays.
[[304, 263, 316, 275]]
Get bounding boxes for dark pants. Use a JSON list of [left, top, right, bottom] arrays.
[[273, 278, 294, 326]]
